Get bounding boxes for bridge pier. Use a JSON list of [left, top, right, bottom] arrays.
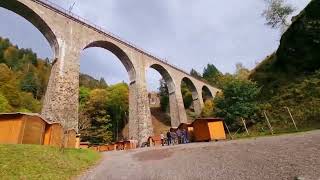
[[128, 55, 154, 145], [41, 38, 81, 131]]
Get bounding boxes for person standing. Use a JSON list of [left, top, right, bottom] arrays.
[[160, 132, 165, 146], [181, 129, 185, 144], [166, 131, 171, 146]]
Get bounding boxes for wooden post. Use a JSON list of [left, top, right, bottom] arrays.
[[285, 107, 298, 131], [241, 118, 249, 135], [263, 111, 274, 135], [233, 128, 241, 137], [224, 122, 233, 140]]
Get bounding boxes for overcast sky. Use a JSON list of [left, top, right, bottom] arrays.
[[0, 0, 310, 91]]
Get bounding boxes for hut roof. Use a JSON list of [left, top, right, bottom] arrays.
[[0, 112, 59, 125], [192, 117, 224, 124]]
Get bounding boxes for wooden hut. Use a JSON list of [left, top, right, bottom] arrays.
[[151, 135, 162, 146], [43, 122, 63, 147], [192, 118, 226, 142], [64, 129, 77, 148], [98, 144, 110, 152], [107, 143, 116, 151], [115, 141, 125, 150], [0, 113, 49, 145], [178, 123, 194, 142], [123, 141, 133, 150], [79, 142, 90, 149]]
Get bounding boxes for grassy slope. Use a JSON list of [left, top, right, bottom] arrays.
[[248, 0, 320, 132], [0, 144, 101, 180]]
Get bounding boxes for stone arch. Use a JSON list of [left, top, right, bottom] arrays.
[[148, 63, 177, 128], [149, 64, 175, 92], [0, 0, 59, 57], [202, 85, 213, 102], [84, 41, 136, 82], [181, 77, 202, 116]]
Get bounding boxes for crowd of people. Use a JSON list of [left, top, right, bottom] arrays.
[[160, 128, 189, 146]]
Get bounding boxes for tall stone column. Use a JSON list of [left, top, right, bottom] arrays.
[[193, 96, 203, 117], [173, 85, 188, 126], [169, 90, 181, 127], [41, 37, 80, 131], [128, 58, 153, 145]]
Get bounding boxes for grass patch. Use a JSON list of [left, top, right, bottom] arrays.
[[227, 127, 320, 140], [0, 144, 101, 180]]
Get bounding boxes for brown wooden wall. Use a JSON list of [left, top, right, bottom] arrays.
[[44, 123, 63, 147], [22, 116, 46, 144], [0, 115, 24, 144], [193, 119, 211, 142], [64, 130, 76, 148], [208, 121, 226, 140]]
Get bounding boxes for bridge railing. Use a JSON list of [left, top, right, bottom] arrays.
[[33, 0, 209, 85]]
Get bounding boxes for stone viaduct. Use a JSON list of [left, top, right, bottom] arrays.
[[0, 0, 220, 144]]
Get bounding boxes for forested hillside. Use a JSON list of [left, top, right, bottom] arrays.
[[250, 0, 320, 130], [0, 37, 51, 113]]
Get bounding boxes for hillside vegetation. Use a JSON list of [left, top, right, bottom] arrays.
[[249, 0, 320, 131], [0, 37, 51, 113]]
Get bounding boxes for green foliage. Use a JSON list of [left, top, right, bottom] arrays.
[[190, 68, 202, 79], [19, 92, 41, 112], [214, 77, 260, 128], [79, 86, 90, 106], [106, 83, 129, 140], [235, 63, 250, 80], [0, 82, 21, 108], [80, 74, 108, 89], [262, 0, 295, 30], [0, 63, 13, 87], [0, 37, 51, 112], [201, 99, 214, 117], [3, 46, 20, 70], [181, 82, 193, 109], [202, 64, 222, 87], [80, 89, 113, 144], [159, 79, 169, 112], [20, 71, 41, 98], [78, 83, 129, 144], [0, 92, 11, 112], [250, 1, 320, 131]]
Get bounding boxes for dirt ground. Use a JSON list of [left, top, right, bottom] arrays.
[[78, 130, 320, 180]]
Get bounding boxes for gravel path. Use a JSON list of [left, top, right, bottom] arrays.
[[78, 130, 320, 180]]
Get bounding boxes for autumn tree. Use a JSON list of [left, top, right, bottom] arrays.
[[106, 83, 129, 141], [235, 63, 250, 80], [0, 92, 11, 112], [262, 0, 295, 31], [201, 99, 214, 117]]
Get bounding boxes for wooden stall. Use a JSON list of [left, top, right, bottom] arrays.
[[178, 123, 194, 142], [0, 113, 49, 145], [123, 141, 132, 150], [64, 129, 77, 148], [115, 141, 125, 150], [43, 122, 63, 147], [151, 135, 162, 146], [79, 142, 90, 149], [192, 118, 226, 142], [99, 144, 110, 152]]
